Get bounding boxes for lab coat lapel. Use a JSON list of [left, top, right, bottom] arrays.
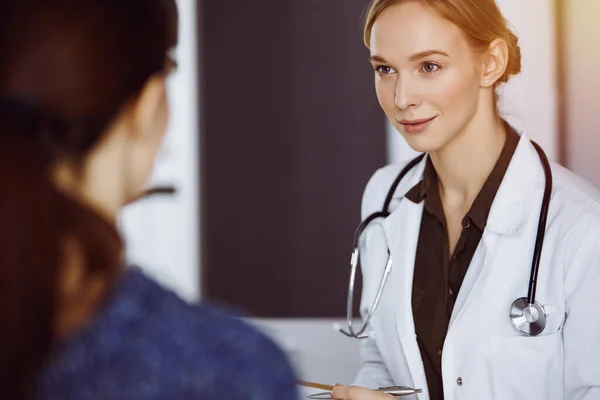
[[449, 232, 494, 327], [381, 198, 428, 393], [449, 132, 541, 327]]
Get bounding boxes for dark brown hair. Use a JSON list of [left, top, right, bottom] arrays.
[[0, 0, 178, 397]]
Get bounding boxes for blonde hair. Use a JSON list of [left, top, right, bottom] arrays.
[[363, 0, 521, 84]]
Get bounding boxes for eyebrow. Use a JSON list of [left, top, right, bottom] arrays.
[[410, 50, 449, 61], [370, 50, 450, 63]]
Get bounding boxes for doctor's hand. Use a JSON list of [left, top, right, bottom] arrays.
[[331, 385, 395, 400]]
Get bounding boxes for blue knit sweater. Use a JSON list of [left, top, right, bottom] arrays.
[[37, 268, 298, 399]]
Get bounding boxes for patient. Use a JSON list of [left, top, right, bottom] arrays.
[[0, 0, 297, 398]]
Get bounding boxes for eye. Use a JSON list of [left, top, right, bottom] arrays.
[[374, 65, 396, 76], [421, 62, 441, 74]]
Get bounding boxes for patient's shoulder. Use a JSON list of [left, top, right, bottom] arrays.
[[39, 268, 298, 399]]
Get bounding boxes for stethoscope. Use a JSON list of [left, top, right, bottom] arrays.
[[339, 141, 553, 339]]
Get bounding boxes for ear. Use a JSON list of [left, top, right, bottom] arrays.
[[480, 38, 509, 87], [128, 73, 168, 140]]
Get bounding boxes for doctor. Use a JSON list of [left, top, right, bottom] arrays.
[[332, 0, 600, 399]]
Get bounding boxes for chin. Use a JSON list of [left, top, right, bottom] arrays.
[[124, 186, 148, 206], [390, 119, 446, 154], [399, 131, 447, 154]]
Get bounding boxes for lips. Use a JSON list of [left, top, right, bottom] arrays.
[[399, 116, 437, 134], [400, 117, 435, 125]]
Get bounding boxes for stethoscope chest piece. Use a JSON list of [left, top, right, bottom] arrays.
[[510, 297, 547, 336]]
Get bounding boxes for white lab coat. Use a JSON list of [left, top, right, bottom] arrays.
[[352, 132, 600, 399]]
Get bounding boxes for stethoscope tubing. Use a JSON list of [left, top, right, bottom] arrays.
[[344, 140, 553, 338]]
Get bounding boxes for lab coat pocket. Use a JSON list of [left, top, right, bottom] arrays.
[[489, 330, 563, 400]]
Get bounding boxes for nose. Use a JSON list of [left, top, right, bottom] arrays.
[[394, 75, 421, 110]]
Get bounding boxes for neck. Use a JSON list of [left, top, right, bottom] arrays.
[[53, 126, 129, 223], [429, 115, 507, 204]]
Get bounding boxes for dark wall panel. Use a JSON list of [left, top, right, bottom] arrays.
[[200, 0, 386, 317]]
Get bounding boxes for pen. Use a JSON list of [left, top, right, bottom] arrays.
[[297, 381, 334, 391], [306, 386, 422, 399]]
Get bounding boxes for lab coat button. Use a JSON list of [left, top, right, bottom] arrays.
[[457, 377, 463, 386]]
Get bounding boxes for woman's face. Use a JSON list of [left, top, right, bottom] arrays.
[[125, 57, 176, 203], [369, 1, 485, 153]]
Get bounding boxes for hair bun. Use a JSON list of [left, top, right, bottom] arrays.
[[499, 29, 521, 83]]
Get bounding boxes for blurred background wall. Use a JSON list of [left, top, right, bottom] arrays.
[[563, 0, 600, 187], [120, 0, 599, 385], [200, 0, 385, 319]]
